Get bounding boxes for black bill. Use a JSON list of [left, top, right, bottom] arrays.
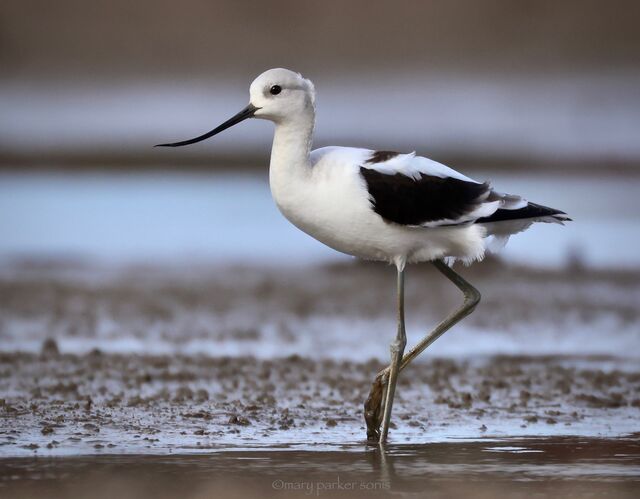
[[155, 103, 259, 147]]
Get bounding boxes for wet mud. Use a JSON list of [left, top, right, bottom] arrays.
[[1, 260, 639, 496], [1, 351, 638, 455]]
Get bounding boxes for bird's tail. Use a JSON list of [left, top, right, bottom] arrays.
[[476, 201, 572, 225], [478, 201, 571, 254]]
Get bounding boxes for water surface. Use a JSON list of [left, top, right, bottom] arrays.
[[1, 171, 638, 268]]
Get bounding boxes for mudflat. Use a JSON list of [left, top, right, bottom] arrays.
[[1, 260, 639, 497]]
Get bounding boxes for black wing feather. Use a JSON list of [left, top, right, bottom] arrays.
[[360, 167, 490, 226], [476, 202, 570, 223]]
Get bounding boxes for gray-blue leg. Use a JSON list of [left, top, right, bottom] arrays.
[[364, 260, 481, 443], [379, 268, 407, 443]]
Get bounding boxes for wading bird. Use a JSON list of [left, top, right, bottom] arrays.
[[157, 68, 570, 444]]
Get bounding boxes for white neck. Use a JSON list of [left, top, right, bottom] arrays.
[[270, 111, 315, 172], [268, 109, 315, 208]]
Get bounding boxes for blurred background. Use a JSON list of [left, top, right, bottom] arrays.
[[1, 0, 639, 268], [1, 1, 640, 467], [1, 0, 639, 354], [1, 0, 639, 168]]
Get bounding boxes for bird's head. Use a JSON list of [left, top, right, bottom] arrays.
[[250, 68, 315, 122], [156, 68, 315, 148]]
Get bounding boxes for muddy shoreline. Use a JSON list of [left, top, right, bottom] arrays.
[[1, 260, 639, 496], [1, 351, 638, 457]]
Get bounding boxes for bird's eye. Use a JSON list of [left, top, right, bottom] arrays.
[[270, 85, 282, 95]]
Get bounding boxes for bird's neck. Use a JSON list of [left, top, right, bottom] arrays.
[[269, 112, 315, 206], [270, 113, 315, 174]]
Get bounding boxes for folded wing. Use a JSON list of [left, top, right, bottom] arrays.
[[359, 150, 570, 231]]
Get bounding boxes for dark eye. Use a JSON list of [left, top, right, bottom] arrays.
[[269, 85, 282, 95]]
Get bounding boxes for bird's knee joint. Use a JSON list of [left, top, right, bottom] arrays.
[[465, 289, 481, 310], [389, 339, 407, 355]]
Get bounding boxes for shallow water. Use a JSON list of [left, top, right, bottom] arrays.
[[1, 436, 639, 498], [0, 171, 639, 268]]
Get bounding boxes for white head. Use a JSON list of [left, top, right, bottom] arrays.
[[156, 68, 315, 148], [250, 68, 315, 123]]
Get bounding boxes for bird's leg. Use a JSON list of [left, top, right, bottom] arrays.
[[397, 260, 481, 369], [364, 260, 481, 442], [364, 268, 406, 443], [378, 267, 407, 444]]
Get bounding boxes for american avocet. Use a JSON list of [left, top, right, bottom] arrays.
[[157, 68, 571, 444]]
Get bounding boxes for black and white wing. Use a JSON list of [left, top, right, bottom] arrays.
[[358, 149, 570, 230], [358, 150, 499, 227]]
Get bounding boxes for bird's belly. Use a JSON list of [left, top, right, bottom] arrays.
[[274, 193, 391, 260], [276, 194, 484, 265], [287, 212, 392, 260]]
